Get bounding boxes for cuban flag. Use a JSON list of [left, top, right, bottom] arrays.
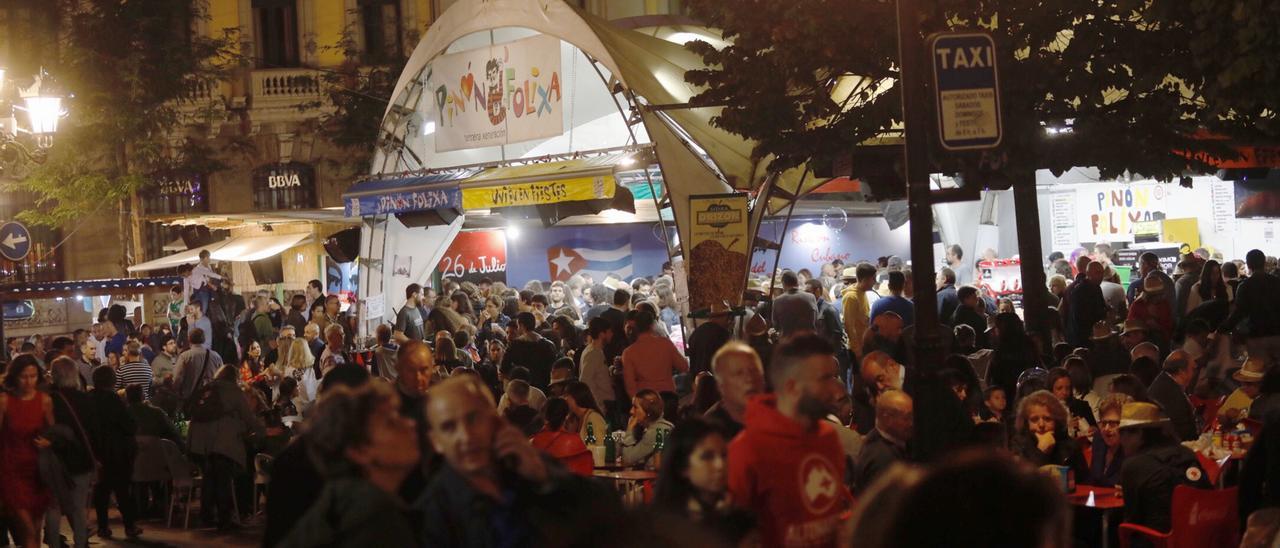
[[546, 235, 633, 282]]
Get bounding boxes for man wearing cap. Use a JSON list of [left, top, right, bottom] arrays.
[[841, 263, 879, 362], [1067, 261, 1109, 348], [1088, 321, 1129, 378], [1220, 357, 1266, 423], [1117, 401, 1211, 536], [1220, 249, 1280, 369], [1119, 319, 1150, 353], [1146, 350, 1200, 441]]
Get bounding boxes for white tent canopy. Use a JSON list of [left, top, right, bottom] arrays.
[[127, 233, 312, 272]]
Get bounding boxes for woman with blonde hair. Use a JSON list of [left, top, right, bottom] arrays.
[[280, 337, 318, 411], [1010, 390, 1087, 480]]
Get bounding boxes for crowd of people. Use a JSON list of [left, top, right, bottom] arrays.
[[0, 241, 1277, 547]]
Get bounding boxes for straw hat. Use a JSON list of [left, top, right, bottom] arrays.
[[744, 278, 766, 296], [602, 276, 626, 291], [1142, 274, 1166, 294], [1090, 321, 1115, 341], [1118, 402, 1171, 430], [841, 266, 859, 280], [708, 301, 733, 318], [1120, 319, 1147, 337], [1233, 357, 1266, 383]]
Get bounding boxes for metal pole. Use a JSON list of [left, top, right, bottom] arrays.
[[1013, 179, 1048, 335], [895, 0, 942, 369]]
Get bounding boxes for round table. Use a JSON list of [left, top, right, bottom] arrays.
[[1068, 485, 1124, 548], [593, 470, 656, 507]]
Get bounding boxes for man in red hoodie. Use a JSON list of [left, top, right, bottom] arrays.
[[729, 331, 851, 547]]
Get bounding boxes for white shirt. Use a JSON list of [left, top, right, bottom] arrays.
[[183, 263, 222, 303]]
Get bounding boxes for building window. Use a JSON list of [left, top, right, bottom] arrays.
[[253, 0, 300, 68], [0, 194, 61, 284], [253, 162, 317, 211], [360, 0, 403, 64]]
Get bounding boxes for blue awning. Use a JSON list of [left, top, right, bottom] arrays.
[[0, 276, 184, 300], [343, 169, 476, 217]]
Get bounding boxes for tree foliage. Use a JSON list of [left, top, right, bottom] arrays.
[[8, 0, 240, 227], [301, 23, 410, 176], [683, 0, 1279, 183]]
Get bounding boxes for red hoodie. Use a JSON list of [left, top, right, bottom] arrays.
[[729, 394, 849, 548]]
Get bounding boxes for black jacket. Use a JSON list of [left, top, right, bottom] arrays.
[[1067, 280, 1107, 347], [88, 388, 137, 473], [1120, 442, 1210, 534], [417, 460, 621, 548], [264, 437, 322, 548], [1221, 272, 1280, 337], [687, 321, 731, 377], [852, 429, 908, 494], [502, 336, 560, 392], [1239, 407, 1280, 523], [950, 306, 988, 348], [1147, 373, 1198, 441], [1011, 431, 1088, 482], [937, 285, 960, 327], [50, 388, 99, 476]]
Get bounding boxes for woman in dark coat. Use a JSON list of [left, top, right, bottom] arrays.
[[88, 366, 141, 539], [1010, 390, 1088, 482], [987, 313, 1039, 399]]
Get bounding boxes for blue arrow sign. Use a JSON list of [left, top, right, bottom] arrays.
[[930, 32, 1003, 151], [0, 221, 32, 262]]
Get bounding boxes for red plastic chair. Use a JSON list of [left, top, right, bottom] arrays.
[[1118, 486, 1239, 548]]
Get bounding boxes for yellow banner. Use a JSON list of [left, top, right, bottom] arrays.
[[687, 193, 750, 312], [462, 175, 615, 209]]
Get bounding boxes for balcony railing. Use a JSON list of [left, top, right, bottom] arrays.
[[252, 68, 323, 108]]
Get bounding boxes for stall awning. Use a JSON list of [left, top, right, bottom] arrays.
[[343, 169, 476, 217], [125, 240, 230, 273], [127, 233, 312, 272], [210, 233, 312, 262], [0, 276, 184, 300], [459, 154, 624, 210]]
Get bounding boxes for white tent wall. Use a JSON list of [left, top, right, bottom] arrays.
[[357, 215, 463, 336]]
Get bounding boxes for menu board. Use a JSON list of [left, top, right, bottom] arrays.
[[1114, 245, 1180, 276], [437, 230, 508, 284], [687, 194, 750, 312]]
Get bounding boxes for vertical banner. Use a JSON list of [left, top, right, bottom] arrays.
[[427, 34, 564, 152], [436, 230, 508, 284], [688, 194, 750, 313]]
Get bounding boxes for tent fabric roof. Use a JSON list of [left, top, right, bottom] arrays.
[[127, 233, 312, 273]]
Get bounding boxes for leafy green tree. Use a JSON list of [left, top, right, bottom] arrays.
[[684, 0, 1276, 181], [7, 0, 239, 263]]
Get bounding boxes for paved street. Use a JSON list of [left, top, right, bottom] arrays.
[[41, 512, 262, 548]]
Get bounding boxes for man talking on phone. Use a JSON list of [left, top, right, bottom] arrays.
[[417, 376, 618, 546]]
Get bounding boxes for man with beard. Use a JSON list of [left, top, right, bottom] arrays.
[[728, 332, 849, 547]]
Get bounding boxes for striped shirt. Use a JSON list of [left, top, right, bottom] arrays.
[[116, 361, 154, 400]]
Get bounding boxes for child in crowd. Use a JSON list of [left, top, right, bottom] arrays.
[[981, 385, 1008, 423]]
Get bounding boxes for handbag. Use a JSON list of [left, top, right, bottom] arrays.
[[182, 348, 214, 419]]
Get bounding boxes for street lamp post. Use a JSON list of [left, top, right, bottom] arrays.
[[0, 67, 64, 361], [0, 68, 65, 170]]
